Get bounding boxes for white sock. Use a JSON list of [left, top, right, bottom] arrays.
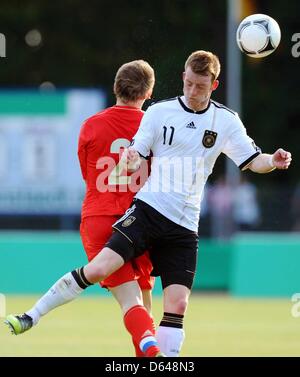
[[156, 326, 185, 357], [25, 271, 88, 325]]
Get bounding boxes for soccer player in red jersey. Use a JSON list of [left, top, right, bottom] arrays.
[[78, 60, 155, 356], [5, 60, 163, 357]]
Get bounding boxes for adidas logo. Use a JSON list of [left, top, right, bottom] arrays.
[[186, 121, 196, 129]]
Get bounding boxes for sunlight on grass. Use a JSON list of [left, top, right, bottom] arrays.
[[1, 294, 299, 356]]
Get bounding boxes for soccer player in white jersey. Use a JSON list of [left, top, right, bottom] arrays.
[[122, 50, 291, 356], [5, 51, 291, 356]]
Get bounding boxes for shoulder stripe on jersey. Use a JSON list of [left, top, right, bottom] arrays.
[[239, 151, 261, 171], [150, 97, 177, 106], [211, 100, 236, 115]]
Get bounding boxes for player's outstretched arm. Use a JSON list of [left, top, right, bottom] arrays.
[[248, 148, 292, 173]]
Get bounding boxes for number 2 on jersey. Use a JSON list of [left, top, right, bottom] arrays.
[[108, 138, 131, 185]]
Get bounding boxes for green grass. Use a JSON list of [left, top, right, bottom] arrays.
[[1, 294, 300, 356]]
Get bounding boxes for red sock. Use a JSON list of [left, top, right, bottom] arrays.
[[132, 315, 156, 357], [133, 338, 144, 357], [124, 305, 160, 357]]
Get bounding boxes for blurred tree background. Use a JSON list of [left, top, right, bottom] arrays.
[[0, 0, 299, 232]]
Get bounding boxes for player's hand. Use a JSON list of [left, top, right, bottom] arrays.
[[121, 148, 141, 171], [127, 147, 140, 163], [272, 148, 292, 170]]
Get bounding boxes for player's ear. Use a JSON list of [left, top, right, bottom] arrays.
[[145, 88, 153, 99], [212, 80, 219, 91]]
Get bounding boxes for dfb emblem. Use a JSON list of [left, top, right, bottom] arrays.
[[202, 130, 217, 148], [122, 216, 136, 227]]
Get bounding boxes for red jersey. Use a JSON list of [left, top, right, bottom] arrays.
[[78, 105, 146, 219]]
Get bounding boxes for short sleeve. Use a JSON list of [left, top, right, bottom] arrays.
[[130, 105, 156, 158], [222, 114, 261, 170]]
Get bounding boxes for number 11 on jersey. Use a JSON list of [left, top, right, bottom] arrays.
[[163, 126, 175, 145]]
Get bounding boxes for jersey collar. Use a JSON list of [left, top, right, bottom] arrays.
[[113, 105, 141, 111], [178, 96, 211, 114]]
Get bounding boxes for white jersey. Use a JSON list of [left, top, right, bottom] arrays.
[[132, 96, 261, 232]]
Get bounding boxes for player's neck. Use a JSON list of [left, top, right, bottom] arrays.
[[183, 96, 210, 112], [115, 98, 144, 109]]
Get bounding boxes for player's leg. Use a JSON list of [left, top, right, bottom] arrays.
[[104, 205, 163, 357], [106, 250, 157, 357], [134, 251, 155, 314], [5, 205, 163, 356], [141, 288, 152, 314], [128, 289, 153, 357], [156, 284, 190, 357], [84, 216, 159, 357], [127, 252, 155, 356], [5, 246, 123, 334], [110, 281, 143, 315], [151, 228, 198, 357], [109, 281, 157, 357], [5, 214, 129, 335], [102, 206, 162, 352]]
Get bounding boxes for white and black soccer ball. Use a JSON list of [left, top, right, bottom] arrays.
[[236, 14, 281, 58]]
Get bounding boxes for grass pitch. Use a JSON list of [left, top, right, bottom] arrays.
[[1, 294, 300, 357]]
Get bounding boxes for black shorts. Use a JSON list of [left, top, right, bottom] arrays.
[[105, 199, 198, 289]]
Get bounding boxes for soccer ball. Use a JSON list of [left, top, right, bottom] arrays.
[[236, 14, 281, 58]]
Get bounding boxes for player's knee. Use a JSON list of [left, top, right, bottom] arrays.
[[173, 297, 189, 314], [163, 284, 190, 315], [85, 263, 107, 283], [165, 295, 189, 315]]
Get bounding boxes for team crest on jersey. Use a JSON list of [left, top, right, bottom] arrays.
[[122, 215, 136, 227], [202, 130, 218, 148]]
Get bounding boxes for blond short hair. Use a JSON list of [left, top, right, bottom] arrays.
[[113, 60, 155, 102], [185, 50, 221, 81]]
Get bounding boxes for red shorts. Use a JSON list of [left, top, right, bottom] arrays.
[[80, 215, 154, 289]]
